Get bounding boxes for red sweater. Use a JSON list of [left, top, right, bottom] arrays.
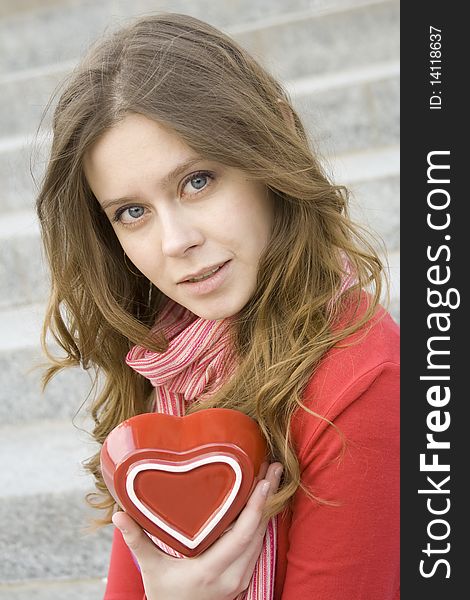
[[104, 303, 400, 599]]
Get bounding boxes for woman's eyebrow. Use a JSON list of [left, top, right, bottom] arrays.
[[100, 156, 205, 210]]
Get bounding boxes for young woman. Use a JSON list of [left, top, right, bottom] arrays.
[[36, 12, 399, 600]]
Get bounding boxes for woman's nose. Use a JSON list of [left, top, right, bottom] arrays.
[[159, 208, 204, 257]]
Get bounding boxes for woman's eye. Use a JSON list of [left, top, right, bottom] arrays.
[[182, 171, 213, 195], [114, 206, 145, 224]]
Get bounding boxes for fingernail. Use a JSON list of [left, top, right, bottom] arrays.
[[275, 466, 283, 478], [261, 481, 271, 496], [112, 517, 128, 534]]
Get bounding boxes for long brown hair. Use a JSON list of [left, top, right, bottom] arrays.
[[36, 13, 386, 524]]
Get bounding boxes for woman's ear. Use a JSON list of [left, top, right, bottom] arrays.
[[276, 98, 296, 133]]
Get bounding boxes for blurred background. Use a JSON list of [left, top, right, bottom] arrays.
[[0, 0, 399, 597]]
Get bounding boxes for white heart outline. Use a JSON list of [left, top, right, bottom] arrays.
[[126, 455, 242, 549]]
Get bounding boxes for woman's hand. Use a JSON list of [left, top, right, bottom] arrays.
[[112, 462, 283, 600]]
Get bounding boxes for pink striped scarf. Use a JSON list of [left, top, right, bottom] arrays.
[[126, 300, 277, 600]]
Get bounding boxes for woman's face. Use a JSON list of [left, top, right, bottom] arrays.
[[84, 113, 274, 320]]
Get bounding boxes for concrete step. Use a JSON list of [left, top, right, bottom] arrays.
[[0, 419, 113, 583], [0, 219, 49, 308], [349, 173, 399, 252], [291, 69, 399, 157], [0, 578, 107, 600], [0, 419, 96, 497], [0, 0, 398, 75], [0, 0, 70, 20], [234, 0, 399, 82], [0, 211, 48, 309], [329, 145, 399, 185], [0, 132, 47, 212], [0, 0, 399, 137], [0, 490, 113, 583], [0, 303, 93, 425]]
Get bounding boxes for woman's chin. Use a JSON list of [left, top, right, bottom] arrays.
[[178, 297, 243, 321]]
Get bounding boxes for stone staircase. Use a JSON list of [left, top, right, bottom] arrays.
[[0, 0, 399, 597]]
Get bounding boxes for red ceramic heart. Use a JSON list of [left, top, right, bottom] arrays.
[[100, 408, 267, 556]]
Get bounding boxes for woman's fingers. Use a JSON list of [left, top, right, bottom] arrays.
[[112, 511, 170, 573], [236, 462, 282, 540], [203, 462, 283, 572]]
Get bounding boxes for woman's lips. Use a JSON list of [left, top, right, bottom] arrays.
[[178, 260, 231, 295]]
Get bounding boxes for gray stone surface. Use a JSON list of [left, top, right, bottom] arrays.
[[370, 77, 401, 147], [0, 420, 98, 497], [0, 2, 399, 138], [295, 75, 400, 156], [130, 0, 367, 29], [0, 139, 47, 212], [0, 228, 48, 308], [0, 345, 91, 425], [0, 0, 77, 19], [0, 302, 54, 352], [0, 1, 397, 74], [237, 0, 399, 81], [0, 70, 64, 139], [0, 3, 113, 75], [349, 175, 400, 252], [0, 302, 93, 425], [0, 420, 110, 582], [0, 578, 106, 600], [326, 145, 399, 186], [0, 491, 113, 582], [0, 302, 95, 425]]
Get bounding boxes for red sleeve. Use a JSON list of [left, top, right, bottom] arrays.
[[104, 526, 146, 600], [281, 362, 400, 600]]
